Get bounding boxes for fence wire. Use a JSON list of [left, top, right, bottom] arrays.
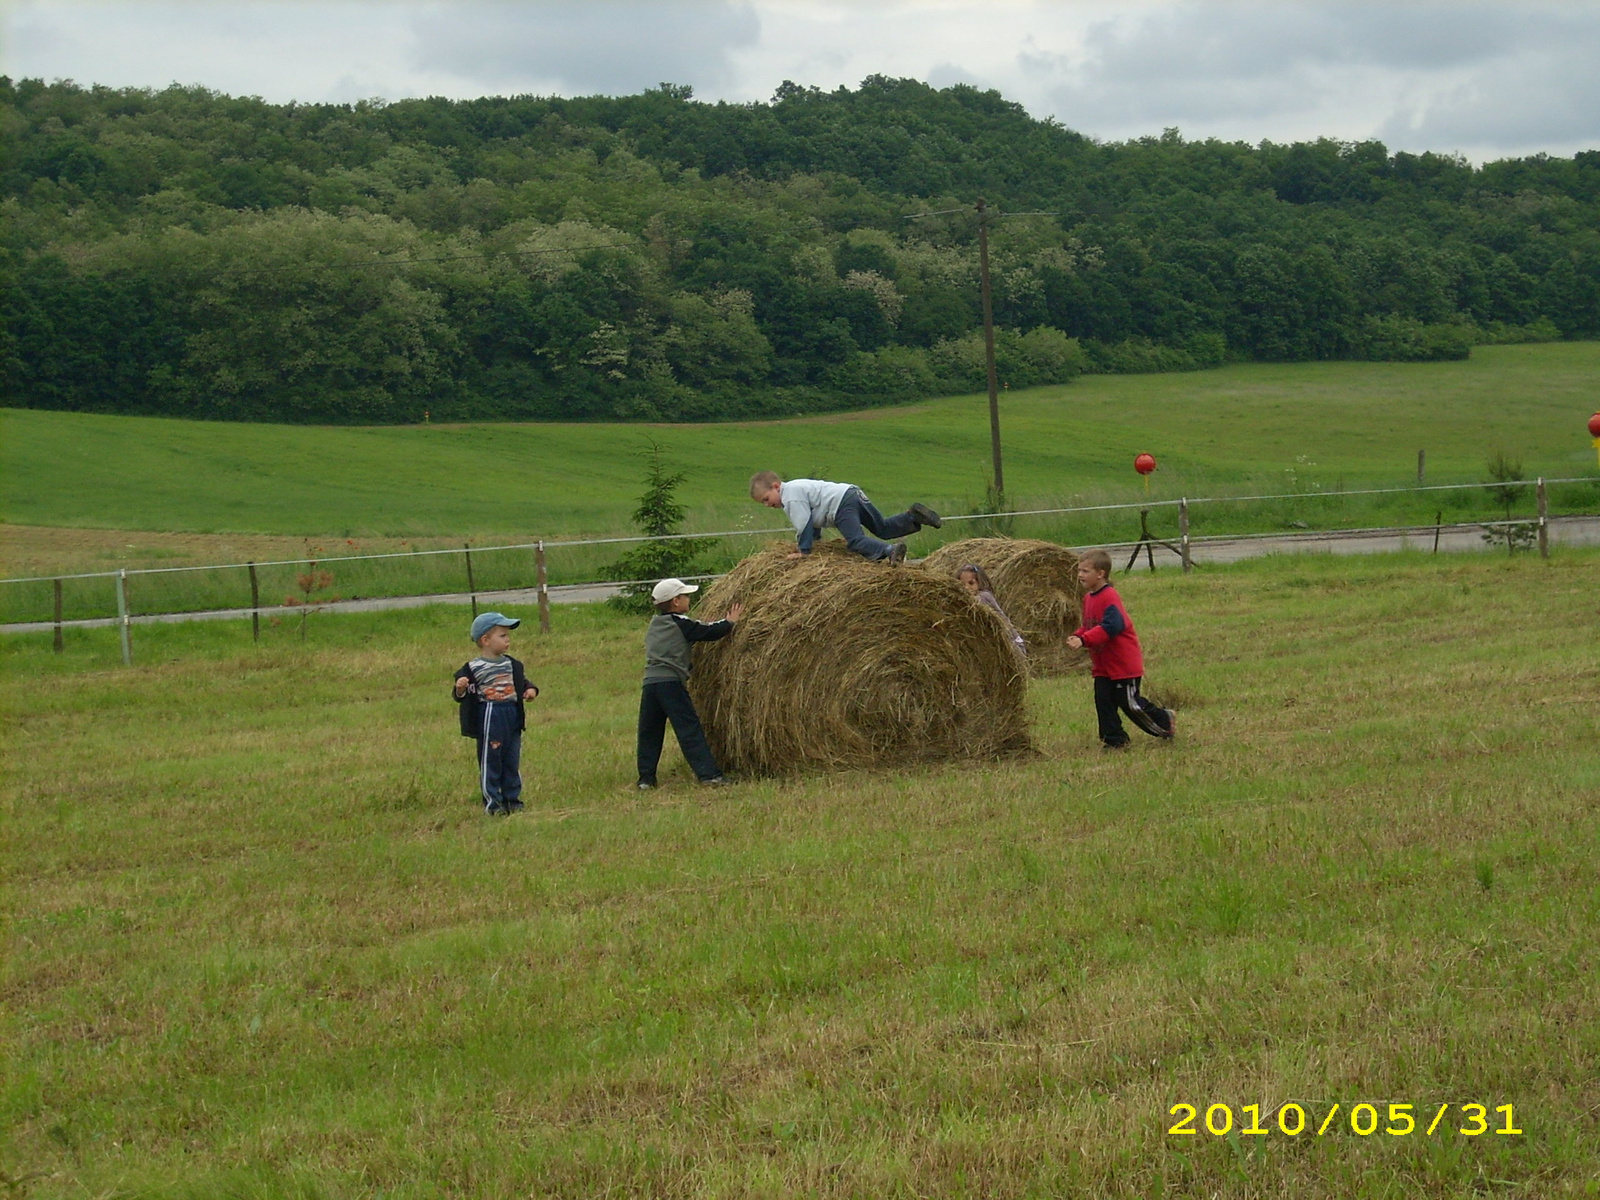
[[2, 476, 1591, 586], [4, 476, 1594, 636]]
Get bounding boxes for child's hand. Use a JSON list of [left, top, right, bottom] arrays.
[[1065, 635, 1083, 649], [522, 686, 539, 700], [726, 603, 746, 623], [786, 551, 804, 560], [454, 677, 472, 695]]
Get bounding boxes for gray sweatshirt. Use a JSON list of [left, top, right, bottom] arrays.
[[643, 612, 736, 684], [780, 478, 855, 552]]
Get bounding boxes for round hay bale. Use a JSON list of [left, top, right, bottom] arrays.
[[919, 537, 1089, 676], [689, 542, 1031, 777]]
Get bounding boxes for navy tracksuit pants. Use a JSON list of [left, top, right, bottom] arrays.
[[475, 700, 523, 810]]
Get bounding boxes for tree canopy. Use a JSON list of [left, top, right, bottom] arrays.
[[2, 75, 1595, 423]]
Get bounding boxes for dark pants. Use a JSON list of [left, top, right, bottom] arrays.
[[1094, 676, 1174, 746], [637, 680, 722, 783], [833, 487, 919, 560], [475, 701, 523, 809]]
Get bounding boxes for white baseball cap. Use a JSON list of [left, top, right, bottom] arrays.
[[651, 578, 700, 604]]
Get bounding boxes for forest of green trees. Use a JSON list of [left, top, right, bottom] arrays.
[[2, 74, 1596, 423]]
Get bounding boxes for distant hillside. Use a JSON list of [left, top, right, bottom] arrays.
[[2, 75, 1596, 423]]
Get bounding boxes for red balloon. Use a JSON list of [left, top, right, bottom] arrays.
[[1134, 453, 1157, 475], [1589, 412, 1600, 438]]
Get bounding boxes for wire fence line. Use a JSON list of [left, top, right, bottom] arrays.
[[6, 475, 1596, 656], [3, 476, 1592, 586], [9, 513, 1594, 650]]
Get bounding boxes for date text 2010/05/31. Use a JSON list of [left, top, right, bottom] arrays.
[[1168, 1102, 1521, 1138]]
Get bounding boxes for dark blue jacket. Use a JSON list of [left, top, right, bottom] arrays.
[[453, 655, 538, 738]]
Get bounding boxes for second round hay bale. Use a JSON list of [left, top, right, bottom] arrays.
[[689, 542, 1031, 776], [920, 537, 1089, 676]]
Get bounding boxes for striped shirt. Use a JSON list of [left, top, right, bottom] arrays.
[[466, 655, 517, 702]]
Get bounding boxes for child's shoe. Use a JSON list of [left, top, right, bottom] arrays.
[[485, 802, 509, 816], [636, 780, 656, 790], [503, 799, 525, 813], [910, 503, 943, 529], [886, 543, 908, 564]]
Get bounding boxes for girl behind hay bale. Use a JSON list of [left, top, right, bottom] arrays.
[[689, 542, 1031, 776], [920, 538, 1089, 676], [955, 563, 1027, 656]]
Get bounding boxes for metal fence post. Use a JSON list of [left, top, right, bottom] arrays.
[[536, 540, 551, 633], [53, 578, 64, 652], [116, 569, 132, 665], [1179, 498, 1192, 573], [1536, 477, 1548, 559], [464, 544, 478, 617], [248, 562, 260, 642], [1433, 511, 1442, 554]]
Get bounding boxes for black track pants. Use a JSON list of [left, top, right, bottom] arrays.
[[1094, 675, 1173, 746], [637, 680, 722, 783]]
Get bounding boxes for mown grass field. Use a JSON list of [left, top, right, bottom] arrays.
[[5, 343, 1598, 547], [4, 550, 1598, 1197]]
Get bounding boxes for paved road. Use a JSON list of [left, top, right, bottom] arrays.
[[5, 515, 1596, 635]]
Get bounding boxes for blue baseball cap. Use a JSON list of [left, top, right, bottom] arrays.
[[470, 611, 520, 642]]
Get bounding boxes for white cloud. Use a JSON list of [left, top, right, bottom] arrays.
[[2, 0, 1596, 160], [409, 1, 761, 96]]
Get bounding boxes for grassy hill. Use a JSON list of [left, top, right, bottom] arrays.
[[5, 343, 1599, 544], [4, 551, 1597, 1196]]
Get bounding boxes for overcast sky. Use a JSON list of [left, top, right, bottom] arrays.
[[5, 1, 1598, 162]]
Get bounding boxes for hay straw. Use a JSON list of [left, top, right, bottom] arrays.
[[920, 538, 1089, 676], [689, 542, 1032, 776]]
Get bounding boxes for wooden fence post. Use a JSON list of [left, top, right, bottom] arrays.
[[1179, 498, 1192, 573], [248, 562, 260, 643], [116, 569, 132, 666], [1536, 477, 1548, 560], [53, 578, 63, 652], [464, 544, 478, 617], [536, 540, 551, 634], [1417, 449, 1426, 485]]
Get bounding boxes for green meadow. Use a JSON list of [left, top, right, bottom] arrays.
[[4, 550, 1598, 1197], [5, 343, 1599, 543]]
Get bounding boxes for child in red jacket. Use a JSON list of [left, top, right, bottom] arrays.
[[1065, 550, 1174, 748]]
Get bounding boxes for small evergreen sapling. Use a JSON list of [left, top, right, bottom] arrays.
[[606, 441, 714, 613], [1481, 450, 1535, 554]]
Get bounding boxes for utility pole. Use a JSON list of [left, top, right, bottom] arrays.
[[976, 198, 1003, 497], [905, 200, 1057, 507]]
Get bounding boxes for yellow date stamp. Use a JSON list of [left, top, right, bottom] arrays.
[[1168, 1102, 1522, 1138]]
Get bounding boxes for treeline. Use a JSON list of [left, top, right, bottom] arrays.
[[1, 75, 1596, 423]]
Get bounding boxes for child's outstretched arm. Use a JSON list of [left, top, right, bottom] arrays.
[[1075, 604, 1127, 648]]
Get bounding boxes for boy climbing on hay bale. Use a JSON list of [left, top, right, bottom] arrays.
[[1065, 550, 1175, 749], [637, 579, 745, 789], [749, 471, 941, 564]]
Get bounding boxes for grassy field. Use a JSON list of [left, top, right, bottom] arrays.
[[5, 343, 1599, 548], [4, 550, 1598, 1197]]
